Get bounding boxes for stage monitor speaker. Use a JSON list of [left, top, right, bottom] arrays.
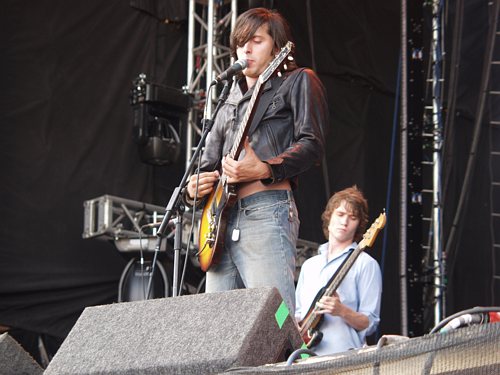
[[0, 333, 43, 375], [44, 287, 303, 375]]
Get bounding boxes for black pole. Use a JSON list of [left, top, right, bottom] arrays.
[[146, 80, 231, 298]]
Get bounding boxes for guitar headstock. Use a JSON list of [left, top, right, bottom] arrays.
[[259, 41, 294, 83], [359, 211, 387, 249]]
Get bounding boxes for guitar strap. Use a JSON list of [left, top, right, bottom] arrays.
[[211, 70, 288, 171], [325, 247, 355, 288]]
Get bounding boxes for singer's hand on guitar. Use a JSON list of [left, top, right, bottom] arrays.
[[187, 171, 219, 199], [222, 138, 272, 184]]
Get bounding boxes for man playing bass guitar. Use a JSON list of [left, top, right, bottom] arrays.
[[185, 7, 328, 316], [295, 186, 382, 355]]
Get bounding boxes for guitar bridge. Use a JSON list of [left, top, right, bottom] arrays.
[[205, 236, 215, 247], [204, 217, 216, 246]]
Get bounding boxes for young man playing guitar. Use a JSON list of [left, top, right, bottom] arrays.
[[185, 7, 328, 315], [295, 186, 382, 355]]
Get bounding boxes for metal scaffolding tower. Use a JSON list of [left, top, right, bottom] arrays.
[[489, 1, 500, 305], [401, 0, 446, 336], [421, 0, 446, 328], [401, 0, 425, 337], [184, 0, 238, 170]]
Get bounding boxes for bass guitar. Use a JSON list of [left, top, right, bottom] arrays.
[[197, 41, 294, 272], [299, 211, 386, 348]]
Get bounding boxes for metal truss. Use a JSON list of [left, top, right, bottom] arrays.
[[184, 0, 238, 170], [82, 194, 198, 253], [421, 0, 446, 329], [401, 0, 425, 337], [401, 0, 447, 336], [488, 0, 500, 305]]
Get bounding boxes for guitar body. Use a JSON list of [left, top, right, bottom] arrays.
[[302, 327, 323, 349], [299, 287, 326, 348], [198, 180, 237, 271]]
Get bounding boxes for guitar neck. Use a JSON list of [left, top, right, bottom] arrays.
[[227, 79, 264, 161], [322, 243, 365, 298]]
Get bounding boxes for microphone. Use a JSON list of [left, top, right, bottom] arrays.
[[213, 59, 248, 83], [441, 312, 500, 332]]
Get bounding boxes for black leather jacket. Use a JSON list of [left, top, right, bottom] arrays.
[[200, 67, 328, 187]]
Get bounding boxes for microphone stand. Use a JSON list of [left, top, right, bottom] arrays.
[[146, 79, 231, 298]]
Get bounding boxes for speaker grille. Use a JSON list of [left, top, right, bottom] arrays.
[[0, 333, 43, 375], [45, 287, 303, 375]]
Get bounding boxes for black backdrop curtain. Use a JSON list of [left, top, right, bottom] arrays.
[[0, 0, 188, 340], [0, 0, 495, 362], [442, 0, 494, 311]]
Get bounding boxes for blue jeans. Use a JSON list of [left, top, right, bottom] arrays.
[[205, 190, 299, 315]]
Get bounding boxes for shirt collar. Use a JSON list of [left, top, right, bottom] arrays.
[[319, 242, 357, 262]]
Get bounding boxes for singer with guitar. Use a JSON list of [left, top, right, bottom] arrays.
[[295, 186, 382, 355], [184, 7, 328, 315]]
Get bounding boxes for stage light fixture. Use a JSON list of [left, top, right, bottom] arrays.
[[130, 73, 191, 166]]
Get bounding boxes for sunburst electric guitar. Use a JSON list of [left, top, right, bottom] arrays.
[[299, 211, 387, 348], [197, 41, 294, 272]]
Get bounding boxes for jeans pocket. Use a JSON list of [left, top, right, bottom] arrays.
[[243, 199, 288, 222]]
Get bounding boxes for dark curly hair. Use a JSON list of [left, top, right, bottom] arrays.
[[321, 186, 369, 243]]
